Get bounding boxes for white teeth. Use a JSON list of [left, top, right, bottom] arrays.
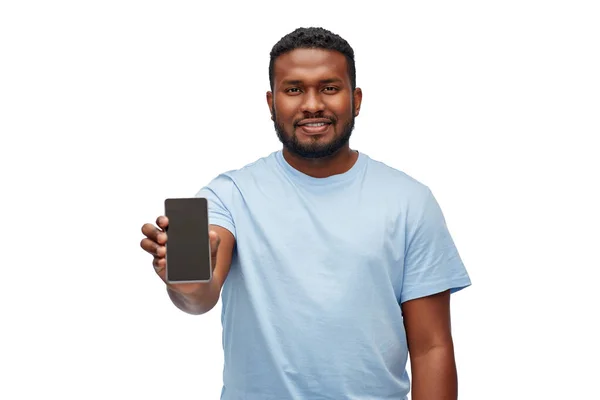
[[305, 123, 326, 127]]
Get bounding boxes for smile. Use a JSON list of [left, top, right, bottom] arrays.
[[298, 122, 332, 136]]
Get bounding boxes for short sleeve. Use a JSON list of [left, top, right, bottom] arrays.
[[195, 174, 237, 239], [400, 188, 471, 304]]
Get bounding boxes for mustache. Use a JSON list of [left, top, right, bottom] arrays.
[[293, 114, 337, 127]]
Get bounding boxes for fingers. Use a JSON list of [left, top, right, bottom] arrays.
[[141, 223, 160, 242], [153, 256, 167, 282], [140, 237, 160, 256], [141, 221, 168, 243], [141, 217, 170, 282], [152, 256, 166, 270], [140, 237, 167, 256], [140, 218, 168, 256], [156, 216, 169, 230], [155, 231, 167, 245]]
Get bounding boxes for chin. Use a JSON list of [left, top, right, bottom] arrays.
[[275, 118, 353, 159]]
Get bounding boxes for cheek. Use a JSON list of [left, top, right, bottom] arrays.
[[328, 97, 354, 118], [275, 98, 300, 120]]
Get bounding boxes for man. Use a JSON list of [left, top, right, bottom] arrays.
[[140, 27, 471, 400]]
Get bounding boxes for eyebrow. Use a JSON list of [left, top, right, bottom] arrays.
[[281, 78, 344, 86]]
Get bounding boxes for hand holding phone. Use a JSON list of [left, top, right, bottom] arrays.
[[140, 198, 219, 294]]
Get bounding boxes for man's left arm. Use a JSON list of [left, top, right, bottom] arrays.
[[402, 289, 457, 400]]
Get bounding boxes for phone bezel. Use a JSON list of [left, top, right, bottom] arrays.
[[164, 197, 213, 284]]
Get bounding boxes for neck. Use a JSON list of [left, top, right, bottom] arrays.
[[282, 144, 358, 178]]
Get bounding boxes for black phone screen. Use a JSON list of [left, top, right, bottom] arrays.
[[164, 197, 212, 283]]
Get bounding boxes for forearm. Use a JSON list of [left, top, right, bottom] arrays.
[[410, 343, 457, 400], [166, 280, 221, 315]]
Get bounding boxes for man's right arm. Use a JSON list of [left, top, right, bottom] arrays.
[[167, 225, 236, 315]]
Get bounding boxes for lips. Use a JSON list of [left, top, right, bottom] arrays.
[[296, 118, 333, 127], [296, 118, 333, 135]]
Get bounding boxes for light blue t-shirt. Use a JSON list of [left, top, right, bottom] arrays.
[[196, 150, 471, 400]]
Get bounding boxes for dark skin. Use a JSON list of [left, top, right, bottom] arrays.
[[141, 47, 458, 399], [403, 289, 458, 399], [268, 48, 458, 399], [267, 48, 361, 178], [140, 217, 235, 315]]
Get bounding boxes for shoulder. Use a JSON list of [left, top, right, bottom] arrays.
[[362, 153, 432, 203], [198, 151, 279, 193], [218, 151, 278, 181]]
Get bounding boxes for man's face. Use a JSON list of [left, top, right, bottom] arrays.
[[267, 48, 362, 159]]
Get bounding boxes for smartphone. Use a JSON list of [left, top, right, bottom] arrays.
[[164, 197, 212, 283]]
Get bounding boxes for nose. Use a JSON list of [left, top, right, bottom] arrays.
[[300, 89, 325, 114]]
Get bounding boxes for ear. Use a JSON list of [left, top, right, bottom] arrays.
[[353, 88, 363, 117], [266, 91, 274, 120]]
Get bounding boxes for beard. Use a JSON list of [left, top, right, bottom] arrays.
[[272, 108, 355, 159]]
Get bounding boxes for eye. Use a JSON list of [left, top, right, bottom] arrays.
[[323, 86, 338, 93], [285, 87, 302, 94]]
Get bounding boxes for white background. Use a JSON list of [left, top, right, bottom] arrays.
[[1, 1, 598, 399]]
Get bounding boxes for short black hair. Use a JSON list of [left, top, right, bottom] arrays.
[[269, 27, 356, 91]]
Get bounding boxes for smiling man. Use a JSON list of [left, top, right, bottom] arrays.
[[268, 45, 360, 167], [141, 27, 471, 400]]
